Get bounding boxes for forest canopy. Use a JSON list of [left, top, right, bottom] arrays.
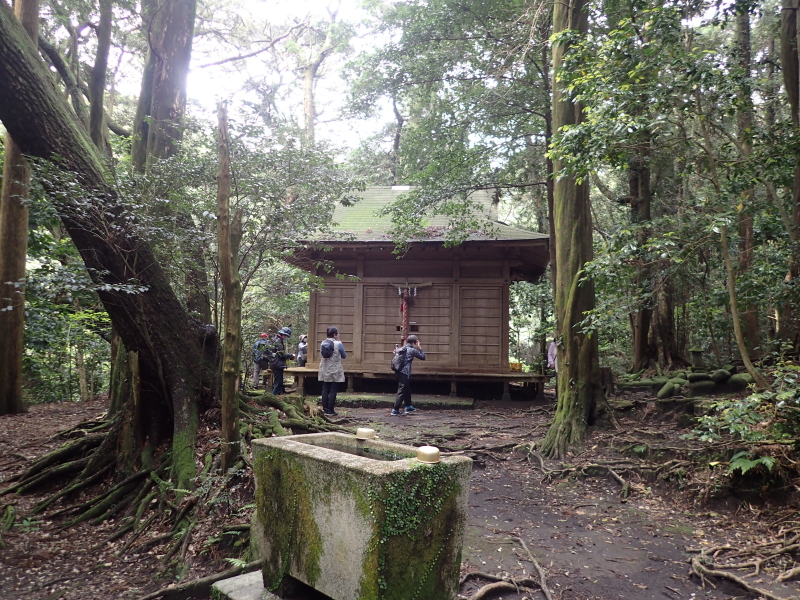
[[0, 0, 799, 573]]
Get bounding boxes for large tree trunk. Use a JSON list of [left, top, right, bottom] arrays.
[[89, 0, 112, 154], [629, 144, 655, 372], [652, 263, 684, 370], [0, 2, 216, 491], [131, 0, 197, 172], [217, 103, 242, 473], [779, 0, 800, 351], [539, 0, 606, 459], [0, 0, 38, 416], [721, 226, 770, 389], [735, 6, 760, 358], [130, 0, 209, 324]]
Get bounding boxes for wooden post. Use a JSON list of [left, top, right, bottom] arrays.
[[347, 374, 354, 393], [451, 286, 461, 368], [501, 380, 511, 402], [450, 379, 457, 397], [354, 278, 364, 365], [309, 287, 319, 363]]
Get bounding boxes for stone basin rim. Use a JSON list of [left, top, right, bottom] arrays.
[[252, 433, 470, 475]]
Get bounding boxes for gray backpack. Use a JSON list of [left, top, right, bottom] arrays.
[[320, 339, 335, 359], [391, 346, 408, 372]]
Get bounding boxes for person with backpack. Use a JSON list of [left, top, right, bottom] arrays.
[[318, 326, 346, 416], [252, 332, 271, 388], [266, 326, 295, 395], [391, 335, 425, 416]]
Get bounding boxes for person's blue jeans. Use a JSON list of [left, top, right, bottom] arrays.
[[394, 373, 412, 410], [321, 381, 339, 412], [272, 368, 285, 395]]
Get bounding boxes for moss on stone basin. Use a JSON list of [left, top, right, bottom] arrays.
[[251, 433, 472, 600]]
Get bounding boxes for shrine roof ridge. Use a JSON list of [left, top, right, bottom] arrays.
[[321, 186, 549, 243]]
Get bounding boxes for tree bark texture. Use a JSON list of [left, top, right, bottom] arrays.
[[539, 0, 605, 459], [217, 103, 242, 473], [629, 144, 654, 372], [735, 7, 760, 358], [89, 0, 113, 153], [131, 0, 197, 171], [38, 37, 90, 127], [0, 0, 38, 416], [720, 226, 770, 389], [0, 2, 216, 490], [780, 0, 800, 350], [652, 264, 684, 370]]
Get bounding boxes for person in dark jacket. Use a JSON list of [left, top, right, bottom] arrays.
[[252, 332, 270, 388], [391, 335, 425, 416], [267, 326, 295, 395]]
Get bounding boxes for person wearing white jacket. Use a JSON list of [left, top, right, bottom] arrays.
[[318, 326, 346, 416]]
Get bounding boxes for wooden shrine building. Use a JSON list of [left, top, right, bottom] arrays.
[[285, 186, 550, 399]]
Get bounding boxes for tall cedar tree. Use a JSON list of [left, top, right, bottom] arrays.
[[0, 1, 216, 492], [0, 0, 38, 416], [539, 0, 607, 458]]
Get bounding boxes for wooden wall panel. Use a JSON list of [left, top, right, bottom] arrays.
[[363, 260, 452, 279], [312, 285, 356, 361], [460, 287, 502, 366], [407, 285, 451, 364], [362, 286, 400, 365], [362, 285, 452, 365]]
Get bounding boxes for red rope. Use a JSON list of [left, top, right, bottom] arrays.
[[400, 288, 409, 344]]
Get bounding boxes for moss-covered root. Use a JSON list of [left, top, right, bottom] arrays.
[[539, 384, 606, 459], [1, 433, 107, 496], [239, 393, 341, 435]]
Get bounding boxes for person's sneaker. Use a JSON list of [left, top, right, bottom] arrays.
[[404, 406, 417, 413], [327, 410, 338, 417], [390, 409, 404, 416]]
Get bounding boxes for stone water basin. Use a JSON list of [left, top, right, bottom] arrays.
[[251, 432, 472, 600]]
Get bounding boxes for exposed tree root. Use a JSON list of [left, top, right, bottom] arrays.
[[690, 555, 792, 600], [0, 433, 106, 492], [686, 532, 800, 596], [135, 558, 263, 600], [511, 535, 556, 600], [458, 536, 555, 600], [522, 449, 632, 500], [0, 503, 14, 548], [1, 396, 350, 590], [460, 571, 546, 600]]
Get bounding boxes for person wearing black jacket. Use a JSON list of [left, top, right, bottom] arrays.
[[267, 326, 295, 395], [391, 335, 425, 416]]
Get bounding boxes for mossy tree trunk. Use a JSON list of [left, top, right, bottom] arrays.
[[217, 103, 243, 473], [539, 0, 606, 459], [0, 2, 217, 492], [0, 0, 38, 416]]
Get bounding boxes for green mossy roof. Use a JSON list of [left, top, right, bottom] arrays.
[[325, 187, 548, 243]]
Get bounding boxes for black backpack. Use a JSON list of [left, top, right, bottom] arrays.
[[320, 339, 335, 359], [391, 346, 408, 373]]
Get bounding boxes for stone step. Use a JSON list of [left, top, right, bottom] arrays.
[[331, 392, 475, 409], [211, 571, 279, 600]]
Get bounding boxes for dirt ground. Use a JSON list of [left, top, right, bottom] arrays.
[[1, 389, 799, 600]]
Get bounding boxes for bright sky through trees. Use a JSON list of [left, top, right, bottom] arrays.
[[180, 0, 386, 148]]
